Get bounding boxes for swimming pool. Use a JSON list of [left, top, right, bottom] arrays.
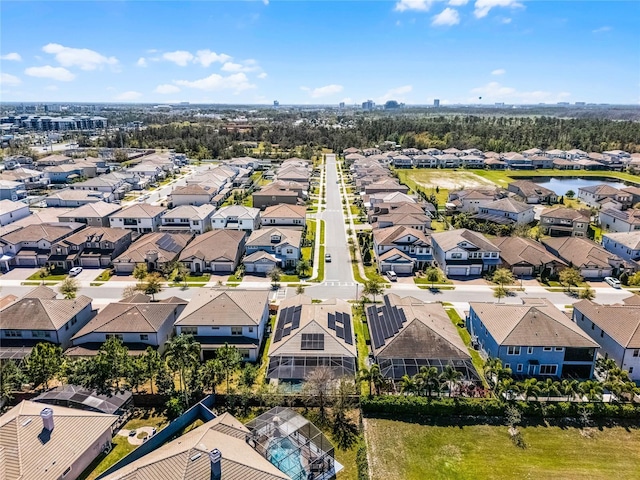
[[267, 438, 308, 480]]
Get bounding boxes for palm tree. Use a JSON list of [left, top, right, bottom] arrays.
[[519, 378, 541, 401], [358, 366, 374, 397], [579, 380, 604, 402], [141, 347, 163, 394], [399, 374, 417, 395], [440, 365, 463, 398], [417, 366, 441, 397], [541, 378, 562, 400], [360, 364, 385, 395], [216, 343, 242, 394], [561, 379, 580, 401], [496, 378, 520, 401], [484, 358, 512, 394], [164, 334, 201, 406]]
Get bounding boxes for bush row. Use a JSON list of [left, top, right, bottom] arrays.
[[361, 396, 640, 419]]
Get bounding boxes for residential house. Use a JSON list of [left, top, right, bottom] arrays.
[[373, 210, 432, 232], [503, 153, 533, 170], [245, 227, 302, 269], [363, 178, 409, 195], [365, 191, 418, 209], [484, 157, 507, 170], [44, 162, 96, 183], [267, 295, 357, 381], [539, 207, 590, 237], [69, 295, 187, 356], [112, 232, 192, 275], [175, 289, 270, 361], [507, 180, 557, 204], [602, 232, 640, 261], [0, 400, 117, 480], [467, 298, 599, 379], [599, 208, 640, 233], [99, 413, 289, 480], [433, 154, 461, 168], [572, 300, 640, 381], [578, 184, 629, 208], [373, 225, 432, 274], [412, 154, 438, 168], [252, 183, 301, 209], [160, 204, 215, 234], [620, 186, 640, 205], [391, 155, 413, 168], [0, 199, 29, 226], [545, 149, 567, 159], [179, 229, 246, 273], [169, 184, 216, 206], [443, 148, 463, 156], [446, 189, 499, 213], [0, 167, 48, 189], [566, 149, 589, 160], [127, 162, 164, 181], [423, 148, 444, 156], [0, 285, 94, 353], [460, 155, 485, 169], [366, 294, 479, 382], [575, 159, 608, 170], [431, 228, 501, 276], [0, 222, 85, 267], [108, 204, 167, 233], [528, 155, 554, 169], [58, 201, 123, 227], [522, 148, 543, 157], [553, 159, 581, 170], [475, 197, 535, 225], [48, 227, 132, 270], [261, 203, 307, 228], [71, 175, 129, 199], [45, 189, 113, 207], [210, 205, 261, 232], [542, 236, 624, 278], [0, 179, 26, 200], [35, 154, 73, 167], [491, 236, 566, 277], [368, 201, 433, 225]]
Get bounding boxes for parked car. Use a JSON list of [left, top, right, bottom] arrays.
[[604, 276, 621, 289], [325, 253, 332, 262], [128, 430, 137, 437], [386, 271, 398, 281], [69, 267, 83, 276]]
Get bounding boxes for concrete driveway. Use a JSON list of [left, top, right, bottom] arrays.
[[0, 267, 40, 281], [73, 268, 105, 282]]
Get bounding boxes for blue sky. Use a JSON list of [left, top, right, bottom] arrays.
[[1, 1, 638, 105]]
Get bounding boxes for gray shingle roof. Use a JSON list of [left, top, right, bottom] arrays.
[[179, 229, 245, 262]]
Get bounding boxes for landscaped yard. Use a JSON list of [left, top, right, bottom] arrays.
[[26, 270, 67, 281], [444, 308, 485, 385], [365, 418, 640, 480]]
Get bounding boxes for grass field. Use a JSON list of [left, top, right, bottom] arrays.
[[365, 418, 640, 480]]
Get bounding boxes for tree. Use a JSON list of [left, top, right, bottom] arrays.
[[199, 359, 223, 394], [425, 266, 440, 290], [484, 358, 512, 395], [440, 365, 463, 397], [133, 263, 148, 281], [358, 364, 384, 396], [164, 334, 201, 405], [0, 360, 22, 403], [417, 366, 441, 397], [561, 379, 581, 401], [399, 374, 417, 395], [295, 284, 306, 295], [25, 343, 64, 390], [566, 189, 576, 199], [140, 347, 163, 394], [492, 268, 514, 288], [363, 278, 385, 304], [303, 366, 334, 425], [142, 272, 163, 301], [541, 378, 562, 400], [559, 267, 583, 293], [579, 286, 595, 300], [296, 259, 310, 278], [58, 277, 79, 299], [579, 380, 604, 402], [175, 262, 190, 287], [95, 337, 132, 394], [519, 378, 541, 400], [239, 363, 258, 389], [269, 267, 282, 289], [216, 343, 242, 394], [493, 286, 508, 303], [37, 266, 50, 285]]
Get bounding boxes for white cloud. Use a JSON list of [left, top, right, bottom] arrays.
[[195, 49, 232, 67], [155, 84, 181, 94], [592, 26, 611, 34], [432, 7, 460, 26], [114, 91, 143, 101], [1, 52, 22, 62], [395, 0, 433, 12], [305, 84, 344, 98], [44, 85, 58, 91], [257, 72, 268, 79], [136, 57, 148, 67], [25, 65, 75, 81], [500, 17, 512, 24], [470, 81, 570, 103], [491, 68, 506, 75], [42, 43, 118, 70], [474, 0, 522, 19], [175, 72, 255, 93], [221, 60, 260, 73], [162, 50, 194, 66], [0, 73, 21, 87], [378, 85, 413, 103], [449, 0, 468, 5]]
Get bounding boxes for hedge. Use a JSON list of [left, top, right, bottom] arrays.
[[356, 443, 369, 480], [361, 396, 640, 419]]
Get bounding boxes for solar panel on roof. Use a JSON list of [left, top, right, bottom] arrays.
[[343, 314, 353, 345], [291, 305, 301, 329], [300, 333, 324, 350], [283, 326, 291, 337], [367, 305, 385, 349], [335, 325, 344, 339], [328, 313, 336, 330]]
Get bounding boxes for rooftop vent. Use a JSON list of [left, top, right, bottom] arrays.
[[209, 449, 222, 480], [40, 407, 54, 431]]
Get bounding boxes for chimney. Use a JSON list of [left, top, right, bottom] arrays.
[[40, 407, 54, 431], [209, 448, 222, 480]]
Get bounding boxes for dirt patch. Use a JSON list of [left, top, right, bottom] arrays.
[[407, 171, 496, 190]]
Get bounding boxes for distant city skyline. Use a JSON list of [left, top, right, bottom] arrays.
[[1, 1, 639, 105]]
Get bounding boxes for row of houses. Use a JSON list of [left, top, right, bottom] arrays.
[[343, 146, 640, 171]]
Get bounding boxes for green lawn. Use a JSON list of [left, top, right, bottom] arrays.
[[444, 309, 485, 385], [26, 270, 67, 281], [365, 418, 640, 480], [94, 270, 113, 282], [352, 305, 372, 395], [472, 168, 640, 186], [184, 273, 210, 283]]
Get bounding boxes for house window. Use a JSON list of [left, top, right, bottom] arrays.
[[600, 330, 604, 338], [239, 349, 250, 360], [591, 322, 595, 330], [140, 334, 149, 341], [540, 365, 558, 375], [633, 349, 639, 357], [504, 363, 511, 370], [527, 347, 534, 354], [6, 330, 22, 337], [106, 334, 123, 341], [630, 367, 634, 374], [555, 347, 563, 352], [517, 364, 523, 372], [543, 347, 552, 352], [231, 326, 243, 336], [181, 327, 197, 335], [491, 252, 498, 258], [507, 346, 520, 355], [32, 331, 51, 338], [451, 253, 462, 259], [248, 327, 254, 333]]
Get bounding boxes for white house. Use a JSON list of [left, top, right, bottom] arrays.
[[169, 184, 216, 207], [160, 204, 215, 234], [109, 204, 167, 233], [431, 229, 501, 276], [599, 208, 640, 233], [127, 162, 164, 180], [245, 227, 302, 268], [260, 204, 307, 228], [0, 200, 30, 226], [602, 232, 640, 261], [174, 289, 270, 361], [178, 229, 245, 273], [211, 205, 261, 232]]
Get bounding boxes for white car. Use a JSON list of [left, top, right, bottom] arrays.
[[69, 267, 83, 277], [604, 277, 621, 289], [386, 271, 398, 281]]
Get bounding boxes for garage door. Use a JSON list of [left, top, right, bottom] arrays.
[[447, 266, 467, 276], [469, 266, 482, 276], [255, 263, 275, 274], [81, 258, 101, 268], [388, 264, 413, 275], [512, 266, 533, 276], [212, 263, 232, 273], [581, 269, 600, 279]]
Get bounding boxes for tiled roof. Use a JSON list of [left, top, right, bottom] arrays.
[[431, 228, 498, 253], [162, 205, 215, 221], [211, 205, 260, 220], [540, 207, 589, 221], [247, 227, 302, 248], [61, 226, 131, 245], [114, 232, 192, 264], [600, 208, 640, 226], [482, 197, 533, 214], [574, 300, 640, 348], [110, 204, 167, 219], [542, 237, 620, 269], [491, 237, 566, 268], [602, 231, 640, 250], [373, 225, 431, 247], [176, 289, 269, 327], [179, 229, 244, 262], [0, 293, 93, 331], [261, 204, 307, 219], [59, 201, 122, 219]]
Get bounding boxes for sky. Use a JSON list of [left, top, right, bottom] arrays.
[[1, 1, 639, 105]]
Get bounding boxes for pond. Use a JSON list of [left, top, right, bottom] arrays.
[[533, 177, 628, 196]]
